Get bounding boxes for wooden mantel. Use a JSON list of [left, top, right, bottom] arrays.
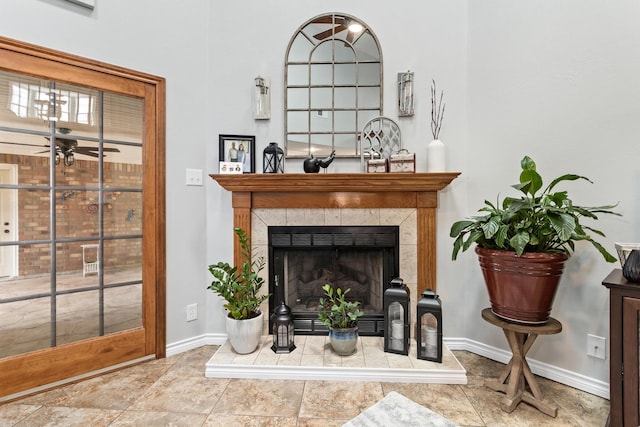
[[210, 172, 460, 294]]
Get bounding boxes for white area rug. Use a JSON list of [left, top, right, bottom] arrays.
[[343, 391, 459, 427]]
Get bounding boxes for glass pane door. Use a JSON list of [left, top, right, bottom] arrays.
[[0, 70, 144, 358]]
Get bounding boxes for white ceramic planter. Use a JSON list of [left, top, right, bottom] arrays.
[[226, 311, 264, 354]]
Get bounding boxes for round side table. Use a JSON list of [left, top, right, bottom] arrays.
[[481, 308, 562, 417]]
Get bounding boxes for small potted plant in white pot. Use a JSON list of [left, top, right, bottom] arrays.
[[450, 155, 620, 323], [208, 227, 270, 354], [318, 284, 364, 356]]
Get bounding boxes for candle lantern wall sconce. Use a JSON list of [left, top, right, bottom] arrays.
[[383, 277, 410, 355], [253, 76, 271, 120], [416, 289, 442, 362], [398, 71, 414, 117]]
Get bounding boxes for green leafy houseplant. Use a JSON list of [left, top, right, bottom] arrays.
[[208, 227, 270, 320], [318, 284, 364, 329], [450, 155, 620, 261]]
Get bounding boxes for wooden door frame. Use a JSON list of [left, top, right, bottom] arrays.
[[0, 36, 166, 399]]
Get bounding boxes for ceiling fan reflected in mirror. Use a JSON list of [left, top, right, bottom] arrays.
[[312, 15, 364, 43]]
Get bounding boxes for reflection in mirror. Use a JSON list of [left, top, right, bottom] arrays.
[[0, 68, 145, 356], [285, 13, 382, 158]]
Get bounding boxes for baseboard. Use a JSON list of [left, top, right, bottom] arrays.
[[166, 333, 227, 357], [444, 337, 610, 399]]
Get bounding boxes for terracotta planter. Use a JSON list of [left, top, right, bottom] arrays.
[[475, 247, 568, 324]]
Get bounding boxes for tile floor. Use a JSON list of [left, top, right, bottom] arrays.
[[0, 346, 609, 426]]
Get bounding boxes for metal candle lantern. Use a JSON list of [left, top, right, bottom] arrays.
[[416, 289, 442, 362], [263, 142, 284, 173], [383, 277, 410, 355], [271, 301, 296, 354]]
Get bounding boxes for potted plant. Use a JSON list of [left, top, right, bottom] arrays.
[[208, 227, 270, 354], [450, 155, 620, 323], [318, 284, 364, 355]]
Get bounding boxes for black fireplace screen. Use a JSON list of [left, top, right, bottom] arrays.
[[268, 226, 399, 336]]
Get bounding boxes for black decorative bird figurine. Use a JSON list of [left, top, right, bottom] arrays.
[[303, 150, 336, 173]]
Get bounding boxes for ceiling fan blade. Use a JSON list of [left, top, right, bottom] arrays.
[[75, 146, 120, 153], [346, 31, 355, 44], [313, 24, 347, 40], [73, 150, 100, 158], [311, 16, 337, 24], [0, 141, 49, 148]]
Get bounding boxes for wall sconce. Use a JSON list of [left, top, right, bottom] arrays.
[[397, 71, 414, 117], [271, 301, 296, 354], [383, 277, 410, 355], [416, 289, 442, 362], [263, 142, 284, 173], [253, 76, 271, 120]]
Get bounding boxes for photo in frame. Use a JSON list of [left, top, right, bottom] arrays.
[[219, 135, 255, 173]]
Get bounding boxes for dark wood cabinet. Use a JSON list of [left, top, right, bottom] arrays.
[[603, 269, 640, 427]]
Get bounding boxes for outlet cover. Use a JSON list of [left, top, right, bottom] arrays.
[[186, 303, 198, 322], [587, 334, 606, 359], [186, 169, 203, 186]]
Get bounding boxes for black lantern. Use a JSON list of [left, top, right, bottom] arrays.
[[271, 301, 296, 353], [383, 277, 410, 355], [263, 142, 284, 173], [416, 289, 442, 362]]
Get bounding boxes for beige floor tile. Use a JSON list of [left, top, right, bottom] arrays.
[[297, 417, 347, 427], [213, 379, 304, 417], [462, 383, 582, 427], [382, 383, 484, 426], [12, 406, 122, 426], [110, 410, 208, 426], [299, 381, 384, 419], [27, 364, 169, 410], [0, 404, 41, 427], [128, 365, 230, 414], [204, 414, 298, 426]]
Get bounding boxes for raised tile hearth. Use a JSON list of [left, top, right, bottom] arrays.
[[205, 336, 467, 384]]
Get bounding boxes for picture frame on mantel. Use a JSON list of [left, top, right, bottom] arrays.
[[219, 134, 255, 174]]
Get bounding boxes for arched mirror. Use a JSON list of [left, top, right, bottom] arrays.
[[285, 13, 383, 158]]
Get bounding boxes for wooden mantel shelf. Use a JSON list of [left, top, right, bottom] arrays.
[[209, 172, 460, 193], [211, 172, 460, 294]]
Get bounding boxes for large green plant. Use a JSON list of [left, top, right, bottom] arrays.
[[450, 156, 620, 261], [318, 284, 364, 329], [208, 227, 270, 320]]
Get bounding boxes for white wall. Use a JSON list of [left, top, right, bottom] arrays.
[[205, 0, 469, 336], [2, 0, 639, 392], [0, 0, 213, 344], [466, 0, 640, 385]]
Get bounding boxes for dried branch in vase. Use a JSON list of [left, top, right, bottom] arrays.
[[431, 79, 446, 140]]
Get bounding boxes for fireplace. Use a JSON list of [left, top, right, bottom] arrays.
[[210, 173, 460, 336], [268, 226, 399, 336]]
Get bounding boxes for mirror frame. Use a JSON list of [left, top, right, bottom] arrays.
[[284, 12, 383, 158]]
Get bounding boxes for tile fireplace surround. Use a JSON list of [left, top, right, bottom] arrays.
[[210, 173, 460, 382]]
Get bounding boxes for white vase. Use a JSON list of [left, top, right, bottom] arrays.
[[226, 311, 264, 354], [427, 139, 446, 172]]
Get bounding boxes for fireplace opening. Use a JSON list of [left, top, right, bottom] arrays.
[[268, 226, 399, 336]]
